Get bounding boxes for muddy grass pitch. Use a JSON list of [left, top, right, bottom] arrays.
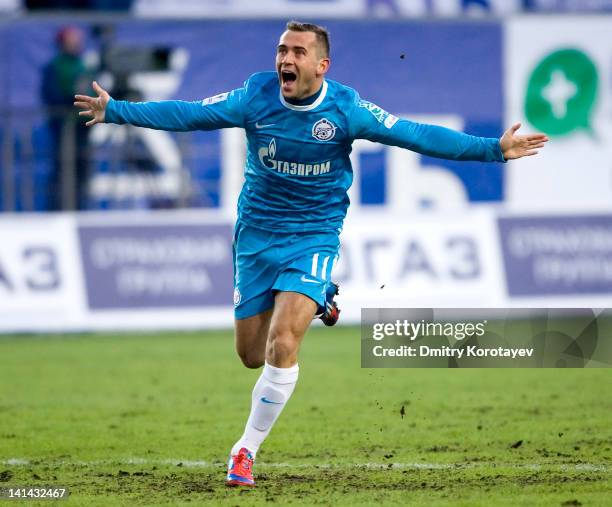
[[1, 328, 610, 505]]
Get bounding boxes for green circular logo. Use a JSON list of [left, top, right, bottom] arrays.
[[525, 48, 598, 136]]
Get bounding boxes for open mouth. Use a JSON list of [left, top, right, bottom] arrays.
[[281, 70, 297, 84]]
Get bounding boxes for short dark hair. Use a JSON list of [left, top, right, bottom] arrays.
[[286, 21, 330, 58]]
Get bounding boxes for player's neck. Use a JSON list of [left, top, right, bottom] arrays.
[[285, 82, 324, 106]]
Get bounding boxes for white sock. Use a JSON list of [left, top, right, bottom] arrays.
[[231, 361, 299, 458]]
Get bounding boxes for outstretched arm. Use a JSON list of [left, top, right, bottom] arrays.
[[74, 81, 245, 131], [350, 98, 548, 162]]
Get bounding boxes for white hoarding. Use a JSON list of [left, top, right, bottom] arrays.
[[334, 209, 505, 322], [2, 209, 610, 333], [0, 214, 85, 331], [505, 17, 612, 212]]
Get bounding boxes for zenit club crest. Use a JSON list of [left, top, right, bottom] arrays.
[[312, 118, 337, 141]]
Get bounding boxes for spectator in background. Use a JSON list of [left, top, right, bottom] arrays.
[[41, 26, 91, 210]]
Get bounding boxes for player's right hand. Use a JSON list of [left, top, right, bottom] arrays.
[[74, 81, 111, 127]]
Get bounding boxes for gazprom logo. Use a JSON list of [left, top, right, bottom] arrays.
[[268, 138, 276, 159], [258, 138, 276, 168], [257, 137, 331, 177]]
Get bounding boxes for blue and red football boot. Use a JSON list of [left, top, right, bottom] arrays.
[[318, 282, 340, 326], [226, 447, 255, 487]]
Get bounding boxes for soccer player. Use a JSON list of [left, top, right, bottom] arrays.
[[74, 21, 548, 487]]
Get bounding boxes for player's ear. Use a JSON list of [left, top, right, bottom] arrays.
[[317, 57, 330, 76]]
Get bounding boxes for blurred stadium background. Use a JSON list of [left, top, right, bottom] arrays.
[[2, 2, 612, 505], [1, 0, 612, 331]]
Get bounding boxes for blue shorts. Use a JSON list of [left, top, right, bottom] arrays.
[[232, 220, 340, 320]]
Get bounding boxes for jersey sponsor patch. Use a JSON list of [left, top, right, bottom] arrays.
[[358, 99, 398, 129], [202, 92, 229, 106], [259, 137, 332, 176], [312, 118, 337, 141], [384, 114, 399, 129]]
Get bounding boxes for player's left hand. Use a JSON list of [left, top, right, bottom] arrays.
[[500, 122, 549, 160]]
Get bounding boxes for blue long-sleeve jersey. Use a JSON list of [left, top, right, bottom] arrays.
[[106, 71, 505, 233]]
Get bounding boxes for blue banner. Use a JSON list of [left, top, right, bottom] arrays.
[[1, 19, 503, 210], [499, 215, 612, 296]]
